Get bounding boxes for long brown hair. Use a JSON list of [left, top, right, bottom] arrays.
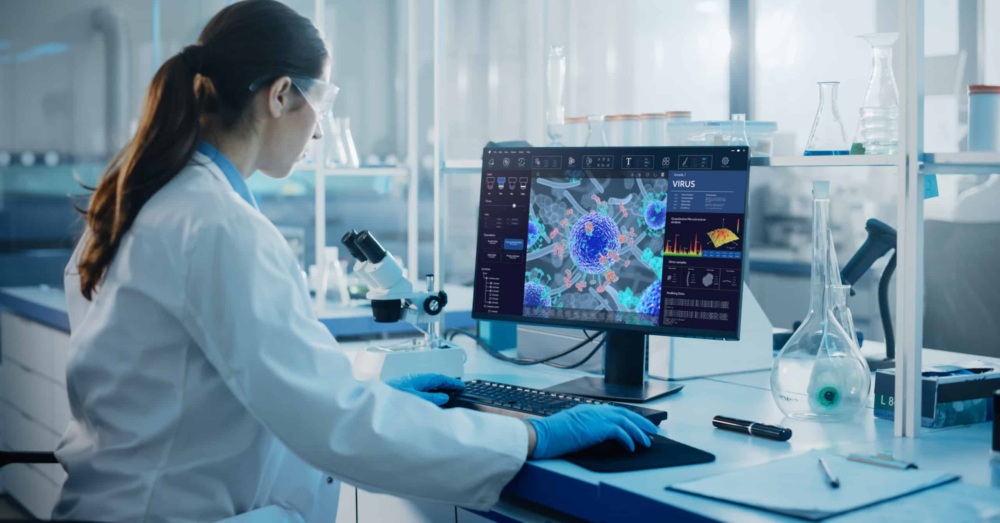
[[78, 0, 327, 300]]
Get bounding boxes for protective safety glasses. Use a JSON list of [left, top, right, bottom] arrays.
[[289, 76, 339, 118], [249, 75, 340, 118]]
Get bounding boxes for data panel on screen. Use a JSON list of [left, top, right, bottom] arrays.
[[472, 147, 750, 340]]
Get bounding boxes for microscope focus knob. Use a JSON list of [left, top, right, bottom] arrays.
[[422, 291, 448, 315]]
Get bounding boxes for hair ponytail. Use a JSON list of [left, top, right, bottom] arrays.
[[77, 0, 327, 300], [79, 50, 203, 300]]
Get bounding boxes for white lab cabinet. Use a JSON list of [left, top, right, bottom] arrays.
[[356, 488, 458, 522], [0, 312, 71, 519]]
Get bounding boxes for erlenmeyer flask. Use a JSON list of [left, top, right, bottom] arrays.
[[857, 33, 899, 155], [771, 181, 871, 421], [545, 45, 567, 147], [804, 82, 849, 156], [584, 114, 608, 146]]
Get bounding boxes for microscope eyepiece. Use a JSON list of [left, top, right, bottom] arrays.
[[356, 230, 388, 264], [341, 229, 368, 262]]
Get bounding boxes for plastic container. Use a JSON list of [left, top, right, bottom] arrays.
[[667, 120, 777, 157], [969, 85, 1000, 152], [605, 114, 640, 146], [639, 113, 666, 146]]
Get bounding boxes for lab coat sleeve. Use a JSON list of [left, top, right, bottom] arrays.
[[177, 213, 528, 510]]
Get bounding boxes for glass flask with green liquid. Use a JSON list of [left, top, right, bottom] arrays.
[[771, 181, 871, 421]]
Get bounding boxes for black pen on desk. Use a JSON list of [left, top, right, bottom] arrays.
[[819, 457, 840, 488], [712, 416, 792, 441]]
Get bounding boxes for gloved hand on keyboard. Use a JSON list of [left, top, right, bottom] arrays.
[[526, 404, 658, 459], [385, 373, 464, 406]]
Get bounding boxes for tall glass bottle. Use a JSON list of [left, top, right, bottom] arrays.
[[804, 82, 849, 156], [584, 114, 608, 146], [771, 181, 871, 421], [856, 33, 899, 155], [546, 45, 567, 146]]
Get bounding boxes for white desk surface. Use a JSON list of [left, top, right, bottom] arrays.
[[349, 337, 1000, 522]]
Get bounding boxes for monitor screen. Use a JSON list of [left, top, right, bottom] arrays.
[[471, 146, 750, 340]]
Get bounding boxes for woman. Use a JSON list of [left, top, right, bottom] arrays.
[[56, 1, 656, 521]]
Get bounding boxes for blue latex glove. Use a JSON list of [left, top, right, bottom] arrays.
[[526, 404, 658, 459], [385, 373, 465, 406]]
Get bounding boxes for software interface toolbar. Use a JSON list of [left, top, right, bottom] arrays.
[[472, 147, 750, 340]]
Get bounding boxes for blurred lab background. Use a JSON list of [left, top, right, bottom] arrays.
[[1, 0, 998, 353]]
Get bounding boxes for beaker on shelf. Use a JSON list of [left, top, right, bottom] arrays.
[[804, 82, 849, 156], [857, 33, 899, 155], [585, 114, 608, 146], [771, 181, 871, 421], [324, 116, 349, 168], [339, 117, 360, 168], [730, 113, 749, 146], [545, 45, 567, 146]]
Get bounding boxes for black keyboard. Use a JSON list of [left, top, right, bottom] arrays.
[[445, 379, 668, 425]]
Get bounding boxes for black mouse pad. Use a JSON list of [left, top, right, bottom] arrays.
[[563, 434, 715, 473]]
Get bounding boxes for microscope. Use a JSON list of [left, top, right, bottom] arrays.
[[341, 229, 465, 380]]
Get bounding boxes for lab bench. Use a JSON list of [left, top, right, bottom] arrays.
[[2, 286, 998, 522]]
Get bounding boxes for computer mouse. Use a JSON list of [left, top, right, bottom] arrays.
[[570, 434, 663, 458]]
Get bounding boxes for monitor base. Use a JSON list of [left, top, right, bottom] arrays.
[[544, 376, 683, 403]]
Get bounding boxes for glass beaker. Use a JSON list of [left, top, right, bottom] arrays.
[[858, 33, 899, 155], [730, 113, 749, 146], [771, 182, 872, 421], [545, 45, 567, 146], [339, 117, 360, 168], [324, 116, 349, 168], [585, 114, 608, 146], [804, 82, 849, 156]]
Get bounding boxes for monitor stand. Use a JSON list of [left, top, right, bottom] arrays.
[[543, 330, 682, 403]]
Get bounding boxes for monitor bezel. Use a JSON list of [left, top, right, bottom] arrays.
[[470, 145, 751, 342]]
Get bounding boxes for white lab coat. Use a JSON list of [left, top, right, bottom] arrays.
[[53, 152, 528, 522]]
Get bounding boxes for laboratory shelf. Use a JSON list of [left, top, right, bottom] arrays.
[[442, 159, 483, 175], [920, 152, 1000, 175], [319, 166, 409, 177], [445, 156, 902, 173], [750, 155, 901, 168]]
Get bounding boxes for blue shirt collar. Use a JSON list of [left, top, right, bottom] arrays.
[[196, 140, 259, 210]]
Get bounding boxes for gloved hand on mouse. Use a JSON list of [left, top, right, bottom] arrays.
[[526, 405, 658, 459]]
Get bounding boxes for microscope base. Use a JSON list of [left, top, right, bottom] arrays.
[[353, 344, 466, 381]]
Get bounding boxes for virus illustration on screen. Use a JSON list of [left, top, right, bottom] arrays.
[[636, 279, 662, 318], [523, 173, 666, 324], [641, 196, 667, 234], [568, 210, 621, 274], [526, 214, 546, 250]]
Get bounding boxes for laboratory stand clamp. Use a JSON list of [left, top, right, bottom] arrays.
[[341, 229, 465, 381]]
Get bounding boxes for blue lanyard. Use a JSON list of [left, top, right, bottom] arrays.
[[196, 141, 259, 210]]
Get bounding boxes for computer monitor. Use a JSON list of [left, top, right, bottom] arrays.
[[472, 146, 751, 402]]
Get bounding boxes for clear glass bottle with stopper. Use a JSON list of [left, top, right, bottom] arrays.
[[853, 33, 900, 155], [771, 181, 871, 421]]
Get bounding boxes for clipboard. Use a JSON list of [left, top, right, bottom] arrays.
[[667, 450, 959, 521]]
